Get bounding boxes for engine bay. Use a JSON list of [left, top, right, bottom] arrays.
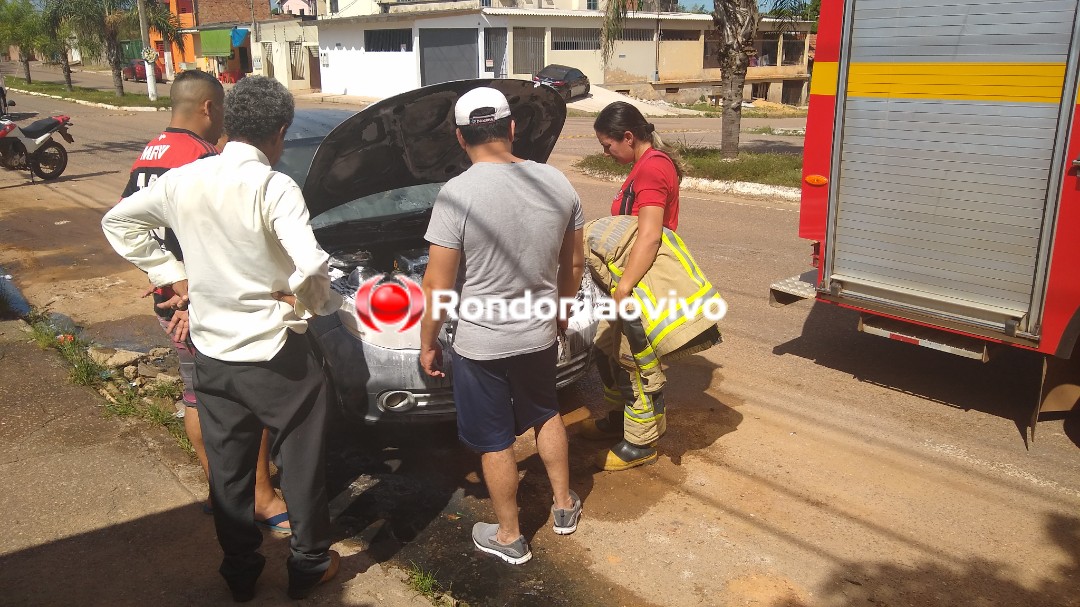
[[328, 245, 430, 302]]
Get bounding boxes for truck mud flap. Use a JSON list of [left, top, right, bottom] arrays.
[[1032, 355, 1080, 444], [769, 270, 818, 308]]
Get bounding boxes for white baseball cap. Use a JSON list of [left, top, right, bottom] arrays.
[[455, 87, 512, 126]]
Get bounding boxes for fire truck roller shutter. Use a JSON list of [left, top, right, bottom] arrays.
[[826, 0, 1079, 336]]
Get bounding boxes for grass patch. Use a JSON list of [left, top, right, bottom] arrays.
[[404, 562, 463, 606], [21, 305, 193, 456], [25, 307, 109, 385], [406, 562, 440, 597], [576, 147, 803, 188], [7, 76, 171, 108], [147, 380, 182, 401]]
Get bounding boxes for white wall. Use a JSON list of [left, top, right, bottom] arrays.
[[319, 24, 419, 97], [318, 13, 511, 98]]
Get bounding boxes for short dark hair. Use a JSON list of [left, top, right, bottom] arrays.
[[224, 76, 294, 146], [173, 68, 222, 91], [458, 116, 512, 146]]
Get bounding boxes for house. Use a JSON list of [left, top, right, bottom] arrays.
[[313, 2, 812, 105], [280, 0, 318, 17], [145, 0, 270, 80], [251, 15, 322, 91]]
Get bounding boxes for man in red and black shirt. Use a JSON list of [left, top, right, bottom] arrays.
[[122, 70, 291, 532]]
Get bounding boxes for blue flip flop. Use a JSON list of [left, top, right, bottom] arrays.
[[256, 512, 292, 534]]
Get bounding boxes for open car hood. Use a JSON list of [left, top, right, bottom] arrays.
[[302, 79, 566, 218]]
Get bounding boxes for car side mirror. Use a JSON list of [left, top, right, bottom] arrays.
[[6, 100, 13, 107]]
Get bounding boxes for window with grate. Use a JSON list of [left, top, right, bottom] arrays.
[[659, 29, 700, 42], [290, 41, 305, 79], [551, 28, 601, 51], [365, 29, 413, 52], [329, 0, 338, 12], [484, 28, 507, 77], [618, 28, 653, 42], [513, 27, 545, 75], [587, 0, 598, 9], [750, 33, 780, 67], [781, 34, 805, 66], [751, 82, 769, 99], [703, 30, 720, 69]]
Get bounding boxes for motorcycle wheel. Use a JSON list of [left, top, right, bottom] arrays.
[[31, 141, 68, 180]]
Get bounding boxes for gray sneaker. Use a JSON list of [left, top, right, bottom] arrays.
[[472, 522, 532, 565], [552, 489, 582, 535]]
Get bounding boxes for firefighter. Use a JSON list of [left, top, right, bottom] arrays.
[[581, 101, 720, 470], [581, 215, 724, 470]]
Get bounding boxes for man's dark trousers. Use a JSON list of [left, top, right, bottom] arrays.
[[194, 330, 333, 593]]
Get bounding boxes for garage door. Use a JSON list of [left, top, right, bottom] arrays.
[[419, 28, 478, 86]]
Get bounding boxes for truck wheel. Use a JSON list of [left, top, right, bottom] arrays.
[[31, 141, 68, 180]]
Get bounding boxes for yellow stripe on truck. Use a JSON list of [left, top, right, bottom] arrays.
[[810, 61, 839, 97], [845, 62, 1066, 104]]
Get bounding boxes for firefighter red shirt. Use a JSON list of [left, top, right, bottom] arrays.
[[610, 147, 680, 231], [121, 127, 217, 315]]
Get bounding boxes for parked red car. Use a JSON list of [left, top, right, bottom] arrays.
[[121, 59, 165, 83]]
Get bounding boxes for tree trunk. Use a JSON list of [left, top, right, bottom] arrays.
[[105, 38, 124, 97], [60, 51, 72, 91], [713, 0, 760, 157], [20, 56, 31, 84], [719, 50, 750, 158]]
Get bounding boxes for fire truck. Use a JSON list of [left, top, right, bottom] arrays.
[[770, 0, 1080, 438]]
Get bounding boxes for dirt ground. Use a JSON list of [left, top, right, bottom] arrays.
[[2, 86, 1080, 607]]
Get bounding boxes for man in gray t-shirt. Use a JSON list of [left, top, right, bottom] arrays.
[[420, 87, 585, 565]]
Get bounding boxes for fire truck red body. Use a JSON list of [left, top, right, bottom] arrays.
[[771, 0, 1080, 435]]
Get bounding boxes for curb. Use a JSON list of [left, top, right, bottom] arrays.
[[7, 87, 167, 112], [577, 167, 801, 202]]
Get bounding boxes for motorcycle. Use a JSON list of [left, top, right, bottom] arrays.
[[0, 107, 75, 181]]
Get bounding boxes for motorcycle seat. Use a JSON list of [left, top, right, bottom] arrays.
[[19, 117, 62, 139]]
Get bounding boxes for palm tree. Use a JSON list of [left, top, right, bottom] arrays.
[[44, 0, 184, 97], [602, 0, 809, 157], [0, 0, 48, 84]]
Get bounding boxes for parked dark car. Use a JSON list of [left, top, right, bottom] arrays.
[[533, 64, 590, 101], [275, 79, 600, 425], [121, 59, 164, 83]]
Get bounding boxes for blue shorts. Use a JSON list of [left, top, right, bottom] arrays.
[[450, 344, 559, 453]]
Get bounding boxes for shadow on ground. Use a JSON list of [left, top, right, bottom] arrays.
[[773, 301, 1044, 438], [773, 512, 1080, 607]]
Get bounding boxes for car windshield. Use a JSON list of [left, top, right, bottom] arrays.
[[537, 66, 569, 79], [277, 137, 442, 229]]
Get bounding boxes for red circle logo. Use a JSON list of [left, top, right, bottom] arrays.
[[370, 283, 409, 324], [354, 274, 425, 333]]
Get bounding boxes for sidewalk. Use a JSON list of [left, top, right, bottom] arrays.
[[0, 319, 432, 606]]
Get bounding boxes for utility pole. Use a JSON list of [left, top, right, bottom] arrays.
[[137, 0, 159, 101]]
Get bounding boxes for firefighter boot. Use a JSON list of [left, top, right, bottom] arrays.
[[596, 440, 658, 471]]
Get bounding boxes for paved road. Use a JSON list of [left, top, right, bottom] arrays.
[[1, 91, 1077, 607]]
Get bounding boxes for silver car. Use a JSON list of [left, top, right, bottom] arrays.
[[276, 79, 600, 424]]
